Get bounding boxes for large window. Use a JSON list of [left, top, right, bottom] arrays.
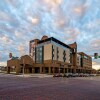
[[63, 50, 66, 62], [70, 50, 73, 63], [35, 46, 43, 63]]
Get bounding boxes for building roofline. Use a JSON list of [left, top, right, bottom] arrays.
[[78, 52, 91, 58], [38, 37, 72, 49]]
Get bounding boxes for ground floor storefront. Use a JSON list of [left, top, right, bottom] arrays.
[[7, 66, 92, 74], [7, 64, 92, 74], [7, 55, 93, 74], [32, 67, 74, 74]]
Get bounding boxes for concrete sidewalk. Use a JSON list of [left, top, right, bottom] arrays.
[[0, 72, 53, 78], [15, 74, 53, 78]]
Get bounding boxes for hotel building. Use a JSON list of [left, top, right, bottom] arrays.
[[29, 36, 77, 74], [7, 36, 92, 74]]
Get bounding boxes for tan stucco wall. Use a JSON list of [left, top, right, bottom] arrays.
[[44, 44, 52, 60], [58, 47, 64, 62], [66, 49, 70, 63], [44, 60, 52, 64]]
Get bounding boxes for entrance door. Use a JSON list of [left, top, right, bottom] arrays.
[[7, 67, 10, 74], [45, 67, 49, 73], [29, 68, 32, 73], [34, 67, 40, 73]]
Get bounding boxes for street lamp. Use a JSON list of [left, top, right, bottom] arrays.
[[23, 59, 25, 77], [59, 68, 61, 75]]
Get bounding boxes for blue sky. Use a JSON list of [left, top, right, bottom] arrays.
[[0, 0, 100, 69]]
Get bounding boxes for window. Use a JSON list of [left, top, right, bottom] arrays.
[[63, 50, 66, 62], [52, 45, 55, 61], [35, 46, 43, 63]]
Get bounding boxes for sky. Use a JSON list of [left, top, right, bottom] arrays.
[[0, 0, 100, 70]]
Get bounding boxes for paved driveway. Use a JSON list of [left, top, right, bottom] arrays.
[[0, 74, 100, 100]]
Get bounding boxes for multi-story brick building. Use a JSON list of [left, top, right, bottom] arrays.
[[7, 35, 92, 74], [29, 36, 77, 74], [76, 52, 92, 74]]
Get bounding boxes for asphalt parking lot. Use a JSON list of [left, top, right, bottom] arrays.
[[0, 73, 100, 100]]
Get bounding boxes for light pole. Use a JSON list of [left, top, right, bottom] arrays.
[[59, 63, 61, 75], [23, 59, 25, 77], [59, 68, 60, 75]]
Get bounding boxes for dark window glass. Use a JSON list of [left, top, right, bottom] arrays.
[[63, 50, 66, 62], [35, 46, 43, 63], [57, 47, 59, 60]]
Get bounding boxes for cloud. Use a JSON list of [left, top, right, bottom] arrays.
[[0, 35, 10, 43], [90, 39, 100, 48], [0, 35, 13, 51], [17, 45, 26, 56], [28, 16, 39, 25], [0, 61, 7, 66], [73, 5, 87, 17], [42, 0, 62, 9], [85, 19, 100, 31], [93, 65, 100, 70], [54, 19, 66, 28], [92, 61, 100, 70], [62, 28, 80, 43], [0, 10, 11, 21]]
